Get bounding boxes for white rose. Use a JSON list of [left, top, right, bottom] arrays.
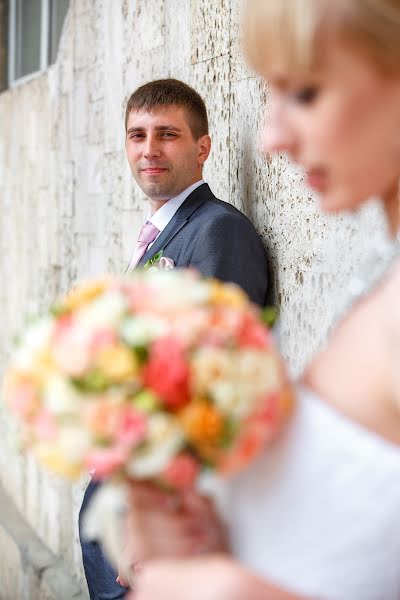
[[127, 414, 184, 478], [15, 317, 55, 370], [77, 291, 127, 330], [58, 426, 92, 464], [147, 271, 210, 310], [237, 351, 280, 396], [191, 348, 233, 396], [121, 315, 169, 347], [211, 380, 250, 419], [43, 375, 82, 416]]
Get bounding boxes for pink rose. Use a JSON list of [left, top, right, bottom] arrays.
[[52, 317, 92, 376], [143, 338, 190, 409], [218, 421, 270, 476], [90, 329, 118, 351], [161, 454, 199, 489], [83, 401, 118, 439], [237, 312, 271, 349], [158, 257, 175, 270], [85, 446, 129, 479], [127, 283, 155, 313], [9, 381, 39, 420], [114, 407, 147, 447], [33, 410, 58, 440], [257, 391, 279, 424]]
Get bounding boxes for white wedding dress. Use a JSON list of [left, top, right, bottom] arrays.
[[214, 386, 400, 600]]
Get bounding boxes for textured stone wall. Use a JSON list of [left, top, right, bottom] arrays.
[[0, 0, 394, 592]]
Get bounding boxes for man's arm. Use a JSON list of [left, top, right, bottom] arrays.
[[189, 212, 269, 307]]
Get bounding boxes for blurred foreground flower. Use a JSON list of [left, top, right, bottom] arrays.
[[4, 269, 292, 566]]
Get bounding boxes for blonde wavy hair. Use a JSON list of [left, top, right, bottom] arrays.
[[244, 0, 400, 75]]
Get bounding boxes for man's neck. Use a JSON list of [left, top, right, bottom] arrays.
[[148, 179, 204, 215], [149, 198, 170, 215]]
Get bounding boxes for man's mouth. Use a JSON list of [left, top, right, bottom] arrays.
[[141, 167, 168, 175]]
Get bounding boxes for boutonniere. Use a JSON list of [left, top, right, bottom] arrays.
[[144, 251, 175, 271]]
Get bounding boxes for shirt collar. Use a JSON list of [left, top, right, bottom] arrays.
[[148, 179, 204, 232]]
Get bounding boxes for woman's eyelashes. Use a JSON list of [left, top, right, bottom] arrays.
[[291, 85, 320, 104]]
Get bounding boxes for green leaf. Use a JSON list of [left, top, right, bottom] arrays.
[[134, 345, 149, 363], [71, 370, 109, 393], [51, 302, 70, 317], [219, 418, 239, 448], [261, 306, 279, 328], [144, 250, 164, 270], [133, 390, 159, 412]]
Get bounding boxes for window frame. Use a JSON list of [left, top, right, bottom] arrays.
[[8, 0, 62, 87]]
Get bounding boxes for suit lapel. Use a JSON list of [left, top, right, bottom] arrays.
[[136, 183, 214, 268]]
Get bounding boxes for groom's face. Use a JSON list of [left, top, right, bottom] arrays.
[[125, 105, 210, 203]]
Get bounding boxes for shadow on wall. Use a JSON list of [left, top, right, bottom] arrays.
[[241, 133, 279, 310]]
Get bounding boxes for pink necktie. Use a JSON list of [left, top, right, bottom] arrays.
[[130, 221, 160, 269]]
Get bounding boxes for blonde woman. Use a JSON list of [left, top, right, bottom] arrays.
[[129, 2, 400, 598]]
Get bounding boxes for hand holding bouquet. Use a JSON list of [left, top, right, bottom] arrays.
[[5, 269, 292, 569]]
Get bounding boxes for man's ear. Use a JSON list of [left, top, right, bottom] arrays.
[[197, 135, 212, 166]]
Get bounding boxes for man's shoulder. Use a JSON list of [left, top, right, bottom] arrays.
[[195, 193, 253, 225]]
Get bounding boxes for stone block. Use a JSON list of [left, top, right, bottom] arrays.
[[59, 161, 76, 218], [72, 71, 89, 139], [0, 517, 23, 599], [0, 483, 88, 600], [87, 66, 105, 103], [58, 11, 74, 96], [73, 10, 97, 71], [190, 0, 230, 63], [134, 0, 165, 51], [190, 55, 230, 202], [88, 244, 109, 276], [91, 193, 111, 246], [87, 144, 105, 196], [164, 0, 191, 78], [229, 0, 253, 82], [88, 98, 105, 145]]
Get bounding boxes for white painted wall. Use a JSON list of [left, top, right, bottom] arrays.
[[0, 0, 394, 586]]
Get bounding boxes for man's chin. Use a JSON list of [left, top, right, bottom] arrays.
[[134, 171, 196, 201], [138, 181, 179, 202]]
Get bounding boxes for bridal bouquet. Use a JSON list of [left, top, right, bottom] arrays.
[[5, 270, 291, 488]]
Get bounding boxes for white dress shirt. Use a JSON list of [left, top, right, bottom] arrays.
[[146, 179, 204, 250]]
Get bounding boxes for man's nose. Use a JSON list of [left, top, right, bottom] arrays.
[[143, 136, 161, 158]]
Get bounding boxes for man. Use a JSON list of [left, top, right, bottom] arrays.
[[79, 78, 269, 599]]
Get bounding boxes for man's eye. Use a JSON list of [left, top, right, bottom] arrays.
[[161, 132, 177, 138], [292, 86, 319, 104], [129, 133, 145, 140]]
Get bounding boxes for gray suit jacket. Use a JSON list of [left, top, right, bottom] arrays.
[[80, 183, 269, 598], [136, 183, 268, 306]]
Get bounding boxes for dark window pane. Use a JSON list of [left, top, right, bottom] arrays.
[[16, 0, 42, 79], [0, 0, 9, 91], [49, 0, 69, 64]]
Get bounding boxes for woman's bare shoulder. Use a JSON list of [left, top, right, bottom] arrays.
[[385, 258, 400, 292]]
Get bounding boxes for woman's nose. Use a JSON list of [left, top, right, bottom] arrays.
[[260, 103, 296, 156]]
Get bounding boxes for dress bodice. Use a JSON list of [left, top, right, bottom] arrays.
[[215, 386, 400, 600]]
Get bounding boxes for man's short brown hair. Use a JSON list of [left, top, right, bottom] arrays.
[[125, 78, 209, 140]]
